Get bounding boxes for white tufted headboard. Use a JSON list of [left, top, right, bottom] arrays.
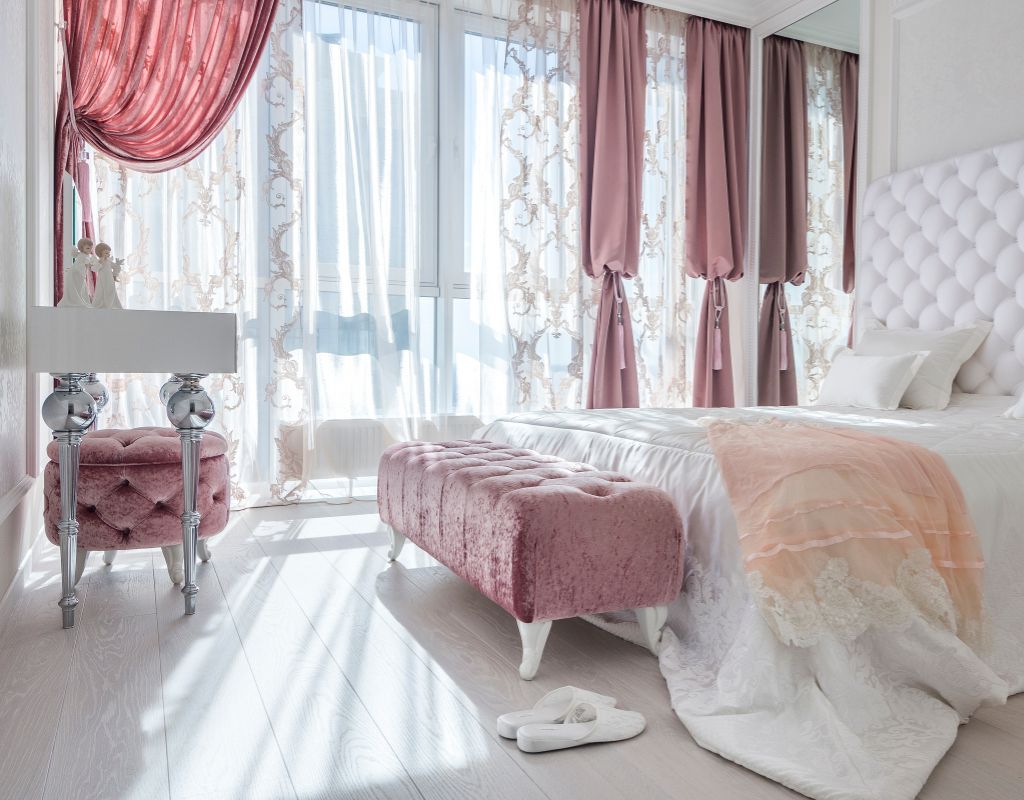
[[858, 139, 1024, 397]]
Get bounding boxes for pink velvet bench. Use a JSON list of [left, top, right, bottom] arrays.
[[44, 427, 231, 586], [377, 440, 684, 679]]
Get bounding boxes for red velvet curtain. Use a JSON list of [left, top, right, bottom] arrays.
[[684, 17, 749, 408], [757, 36, 807, 406], [54, 0, 278, 302], [579, 0, 646, 409]]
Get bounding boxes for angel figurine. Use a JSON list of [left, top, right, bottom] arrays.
[[57, 238, 97, 308], [91, 242, 124, 310]]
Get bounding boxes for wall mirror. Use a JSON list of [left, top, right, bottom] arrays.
[[749, 0, 862, 407]]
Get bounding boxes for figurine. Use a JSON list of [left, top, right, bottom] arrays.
[[91, 242, 123, 309], [57, 237, 96, 308]]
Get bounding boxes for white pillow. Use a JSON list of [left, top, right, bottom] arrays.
[[816, 350, 928, 409], [854, 321, 992, 410]]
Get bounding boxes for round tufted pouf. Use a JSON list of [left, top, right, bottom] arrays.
[[44, 427, 231, 558]]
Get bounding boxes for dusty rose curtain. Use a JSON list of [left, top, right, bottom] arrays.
[[757, 36, 807, 406], [684, 18, 749, 408], [54, 0, 278, 302], [578, 0, 646, 409], [840, 51, 859, 294]]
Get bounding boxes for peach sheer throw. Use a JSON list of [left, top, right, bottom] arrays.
[[706, 419, 986, 648]]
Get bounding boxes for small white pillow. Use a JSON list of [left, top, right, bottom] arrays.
[[855, 321, 992, 410], [816, 350, 928, 409]]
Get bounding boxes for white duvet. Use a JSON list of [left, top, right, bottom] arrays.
[[480, 394, 1024, 800]]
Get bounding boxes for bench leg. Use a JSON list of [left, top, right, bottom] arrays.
[[197, 538, 213, 563], [161, 544, 185, 585], [102, 549, 117, 566], [386, 526, 406, 562], [636, 605, 668, 656], [74, 547, 89, 587], [516, 619, 552, 681]]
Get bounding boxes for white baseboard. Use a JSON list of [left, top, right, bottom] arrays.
[[0, 475, 44, 616]]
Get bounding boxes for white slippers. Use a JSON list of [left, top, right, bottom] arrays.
[[497, 686, 646, 753], [516, 702, 646, 753], [497, 685, 616, 739]]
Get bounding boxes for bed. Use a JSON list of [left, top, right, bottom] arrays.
[[478, 139, 1024, 800]]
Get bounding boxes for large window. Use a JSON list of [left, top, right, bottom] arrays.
[[87, 0, 695, 502]]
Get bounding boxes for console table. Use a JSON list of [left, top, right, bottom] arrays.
[[28, 307, 237, 627]]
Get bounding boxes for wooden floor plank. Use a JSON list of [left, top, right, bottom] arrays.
[[155, 557, 296, 800], [260, 542, 549, 800], [212, 554, 424, 800], [43, 611, 168, 800], [0, 582, 89, 800]]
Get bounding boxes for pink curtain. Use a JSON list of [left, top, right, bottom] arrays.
[[840, 52, 859, 294], [684, 18, 749, 408], [757, 36, 807, 406], [54, 0, 278, 302], [579, 0, 646, 409]]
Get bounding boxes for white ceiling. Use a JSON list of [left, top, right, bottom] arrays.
[[651, 0, 808, 27], [778, 0, 859, 52]]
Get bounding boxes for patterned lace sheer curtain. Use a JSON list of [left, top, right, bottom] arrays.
[[501, 0, 695, 410], [501, 0, 594, 411], [786, 42, 852, 404], [92, 0, 308, 505]]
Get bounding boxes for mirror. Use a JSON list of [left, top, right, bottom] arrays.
[[755, 0, 860, 407]]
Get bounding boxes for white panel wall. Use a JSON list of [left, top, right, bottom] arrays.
[[869, 0, 1024, 181], [0, 2, 54, 604]]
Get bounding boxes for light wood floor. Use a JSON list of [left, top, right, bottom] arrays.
[[0, 501, 1021, 800]]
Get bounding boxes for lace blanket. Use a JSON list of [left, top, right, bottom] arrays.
[[704, 419, 986, 649]]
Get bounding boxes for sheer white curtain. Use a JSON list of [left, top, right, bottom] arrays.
[[639, 7, 697, 407], [89, 0, 702, 507], [500, 0, 594, 411], [787, 43, 852, 404]]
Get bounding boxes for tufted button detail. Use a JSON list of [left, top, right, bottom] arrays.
[[860, 141, 1024, 395]]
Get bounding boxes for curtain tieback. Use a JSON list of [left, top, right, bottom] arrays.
[[712, 276, 726, 371], [56, 21, 86, 156], [612, 271, 626, 371], [776, 283, 789, 372]]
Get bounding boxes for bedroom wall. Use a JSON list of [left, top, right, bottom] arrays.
[[0, 2, 54, 606], [868, 0, 1024, 181]]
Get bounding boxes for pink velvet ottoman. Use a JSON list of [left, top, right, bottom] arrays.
[[378, 440, 684, 679], [44, 427, 231, 585]]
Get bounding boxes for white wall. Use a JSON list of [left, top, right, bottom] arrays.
[[868, 0, 1024, 181], [0, 2, 54, 604]]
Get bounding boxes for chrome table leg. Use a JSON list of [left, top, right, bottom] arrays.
[[42, 373, 97, 629], [163, 373, 214, 616]]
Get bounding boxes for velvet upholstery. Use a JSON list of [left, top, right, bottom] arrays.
[[44, 427, 230, 551], [378, 440, 684, 623]]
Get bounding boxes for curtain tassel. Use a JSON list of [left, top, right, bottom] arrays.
[[777, 286, 788, 372], [614, 272, 626, 371], [712, 277, 725, 371]]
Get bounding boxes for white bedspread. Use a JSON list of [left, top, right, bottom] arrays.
[[479, 394, 1024, 800]]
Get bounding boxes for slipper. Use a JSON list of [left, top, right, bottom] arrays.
[[516, 701, 646, 753], [496, 686, 616, 739]]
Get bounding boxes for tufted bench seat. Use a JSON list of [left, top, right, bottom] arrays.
[[44, 427, 230, 585], [378, 440, 684, 679]]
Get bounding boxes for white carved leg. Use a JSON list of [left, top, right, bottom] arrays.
[[102, 549, 117, 566], [635, 605, 668, 655], [386, 526, 406, 562], [197, 538, 212, 563], [516, 619, 552, 680], [74, 547, 89, 586], [161, 544, 185, 585]]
